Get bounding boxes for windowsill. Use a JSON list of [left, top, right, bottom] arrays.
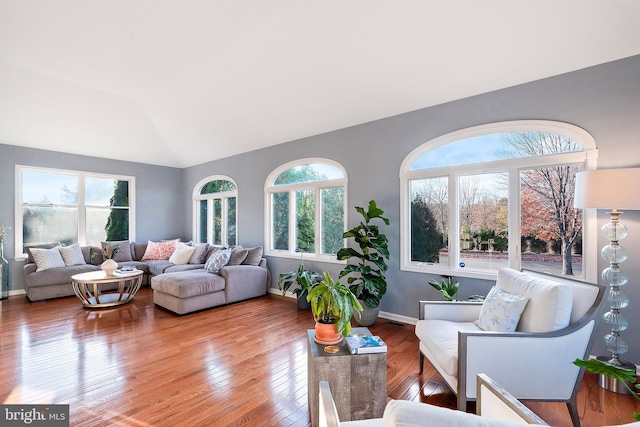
[[264, 251, 346, 265], [401, 263, 498, 281]]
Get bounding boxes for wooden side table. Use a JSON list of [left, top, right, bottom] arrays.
[[72, 270, 143, 308], [307, 327, 387, 427]]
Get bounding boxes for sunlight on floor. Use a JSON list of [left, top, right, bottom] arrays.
[[3, 385, 56, 404]]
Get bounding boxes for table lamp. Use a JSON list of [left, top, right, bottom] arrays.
[[574, 168, 640, 393]]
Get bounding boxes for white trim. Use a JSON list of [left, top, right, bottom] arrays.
[[399, 121, 598, 280]]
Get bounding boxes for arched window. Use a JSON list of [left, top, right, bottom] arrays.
[[265, 159, 347, 259], [193, 176, 237, 246], [400, 121, 598, 280]]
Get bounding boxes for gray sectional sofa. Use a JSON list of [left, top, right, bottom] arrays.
[[22, 241, 270, 310]]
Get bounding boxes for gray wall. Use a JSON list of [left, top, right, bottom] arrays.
[[183, 55, 640, 363], [0, 144, 184, 292]]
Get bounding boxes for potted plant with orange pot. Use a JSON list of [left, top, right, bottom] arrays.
[[306, 271, 362, 345]]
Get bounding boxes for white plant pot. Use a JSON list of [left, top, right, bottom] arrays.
[[101, 259, 118, 275]]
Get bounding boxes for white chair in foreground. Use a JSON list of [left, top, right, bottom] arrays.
[[415, 268, 606, 427], [319, 374, 548, 427]]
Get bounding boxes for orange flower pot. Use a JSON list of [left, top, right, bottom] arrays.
[[314, 322, 342, 345]]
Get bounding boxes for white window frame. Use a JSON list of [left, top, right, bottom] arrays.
[[192, 175, 238, 246], [15, 165, 136, 259], [264, 158, 348, 262], [399, 120, 598, 281]]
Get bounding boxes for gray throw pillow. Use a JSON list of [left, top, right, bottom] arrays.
[[25, 242, 61, 264], [227, 247, 248, 265], [58, 243, 86, 266], [31, 247, 66, 271], [188, 243, 210, 264], [241, 246, 263, 266]]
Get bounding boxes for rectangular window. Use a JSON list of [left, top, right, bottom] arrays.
[[273, 192, 289, 250], [520, 165, 583, 277], [213, 199, 222, 246], [458, 172, 509, 272], [410, 177, 448, 264], [296, 189, 315, 253], [321, 187, 344, 255], [227, 197, 237, 246], [198, 200, 208, 243], [18, 166, 134, 253]]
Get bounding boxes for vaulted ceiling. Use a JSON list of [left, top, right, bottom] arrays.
[[1, 1, 639, 168]]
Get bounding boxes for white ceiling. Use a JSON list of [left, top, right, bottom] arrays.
[[1, 1, 640, 168]]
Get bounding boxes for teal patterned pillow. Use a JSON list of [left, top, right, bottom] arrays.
[[474, 286, 529, 332]]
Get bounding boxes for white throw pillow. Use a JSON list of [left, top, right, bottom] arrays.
[[496, 268, 573, 332], [169, 242, 196, 265], [475, 286, 529, 332], [58, 243, 86, 266], [204, 248, 231, 274], [31, 247, 66, 272]]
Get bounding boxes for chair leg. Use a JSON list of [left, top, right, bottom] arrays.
[[419, 351, 424, 374], [566, 399, 581, 427]]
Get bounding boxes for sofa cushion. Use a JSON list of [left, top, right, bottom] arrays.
[[141, 239, 179, 260], [169, 242, 196, 265], [241, 246, 263, 266], [145, 260, 175, 276], [151, 271, 226, 299], [228, 247, 248, 265], [26, 264, 100, 287], [25, 242, 60, 263], [101, 240, 133, 262], [414, 319, 481, 377], [31, 247, 66, 271], [188, 243, 210, 264], [58, 243, 86, 266], [205, 248, 231, 273], [496, 268, 573, 333], [474, 286, 529, 332], [164, 264, 205, 273], [131, 241, 148, 261]]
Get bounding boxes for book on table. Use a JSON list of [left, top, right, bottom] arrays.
[[345, 335, 387, 354]]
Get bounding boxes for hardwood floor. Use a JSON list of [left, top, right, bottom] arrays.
[[1, 288, 637, 426]]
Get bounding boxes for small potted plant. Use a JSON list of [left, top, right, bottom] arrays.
[[96, 245, 120, 275], [306, 271, 362, 344], [428, 275, 485, 302], [277, 252, 322, 309]]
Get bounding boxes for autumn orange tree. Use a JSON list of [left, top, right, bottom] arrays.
[[508, 132, 583, 275]]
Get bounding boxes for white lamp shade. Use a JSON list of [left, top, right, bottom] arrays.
[[574, 168, 640, 210]]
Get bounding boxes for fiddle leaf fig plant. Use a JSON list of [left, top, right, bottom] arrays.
[[307, 271, 362, 337], [337, 200, 390, 309], [573, 358, 639, 421]]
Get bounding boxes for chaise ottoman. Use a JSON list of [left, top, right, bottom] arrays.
[[151, 270, 227, 315]]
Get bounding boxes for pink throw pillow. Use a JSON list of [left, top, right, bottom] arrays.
[[141, 239, 179, 260]]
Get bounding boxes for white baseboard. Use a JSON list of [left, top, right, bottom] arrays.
[[378, 311, 417, 326]]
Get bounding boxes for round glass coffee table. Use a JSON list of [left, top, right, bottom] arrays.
[[72, 269, 143, 308]]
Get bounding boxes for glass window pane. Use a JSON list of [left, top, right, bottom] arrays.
[[198, 200, 208, 243], [213, 199, 222, 246], [273, 192, 289, 250], [22, 171, 77, 205], [23, 206, 77, 246], [227, 197, 237, 246], [520, 165, 583, 277], [321, 187, 344, 255], [411, 132, 584, 170], [274, 164, 343, 185], [86, 207, 124, 245], [86, 178, 128, 207], [296, 190, 315, 253], [410, 177, 448, 264], [104, 207, 129, 241], [200, 180, 236, 194], [458, 173, 509, 272]]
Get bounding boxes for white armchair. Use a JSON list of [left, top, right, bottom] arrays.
[[319, 374, 548, 426], [416, 268, 606, 427]]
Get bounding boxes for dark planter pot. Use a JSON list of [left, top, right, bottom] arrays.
[[353, 300, 380, 326], [297, 288, 311, 309]]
